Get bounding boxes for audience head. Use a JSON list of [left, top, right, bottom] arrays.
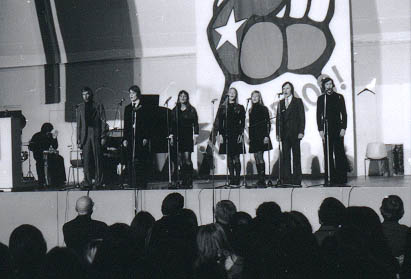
[[93, 223, 137, 278], [180, 208, 198, 228], [0, 242, 11, 279], [161, 193, 184, 216], [215, 200, 237, 225], [75, 196, 94, 216], [231, 211, 252, 227], [318, 197, 346, 226], [287, 211, 313, 233], [130, 211, 155, 240], [380, 195, 404, 222], [255, 201, 282, 224], [196, 223, 232, 266], [41, 247, 86, 279], [230, 212, 252, 257], [9, 224, 47, 277]]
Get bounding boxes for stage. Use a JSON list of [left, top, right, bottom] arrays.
[[0, 176, 410, 250]]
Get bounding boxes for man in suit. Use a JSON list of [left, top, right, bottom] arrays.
[[63, 196, 108, 257], [316, 77, 348, 185], [77, 87, 107, 189], [276, 81, 305, 185], [123, 85, 150, 188]]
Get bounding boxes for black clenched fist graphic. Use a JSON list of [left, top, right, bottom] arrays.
[[207, 0, 335, 87]]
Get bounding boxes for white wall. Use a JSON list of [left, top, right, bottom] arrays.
[[352, 0, 411, 175], [0, 0, 410, 180]]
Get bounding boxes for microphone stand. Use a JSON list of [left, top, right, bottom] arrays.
[[223, 97, 230, 187], [211, 98, 217, 221], [266, 114, 273, 187], [131, 103, 138, 188], [75, 105, 81, 188], [175, 103, 180, 187], [324, 93, 331, 186], [308, 91, 332, 188], [211, 99, 217, 190], [216, 95, 231, 188], [118, 99, 125, 189], [276, 94, 283, 187], [165, 99, 173, 188], [247, 116, 277, 187], [242, 99, 251, 187]]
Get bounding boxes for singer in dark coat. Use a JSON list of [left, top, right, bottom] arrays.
[[170, 90, 199, 188], [123, 85, 151, 188], [248, 91, 272, 187], [217, 87, 246, 185], [276, 82, 305, 185], [76, 87, 106, 188], [316, 77, 348, 185]]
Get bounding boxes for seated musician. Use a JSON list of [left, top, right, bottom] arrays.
[[29, 122, 66, 187]]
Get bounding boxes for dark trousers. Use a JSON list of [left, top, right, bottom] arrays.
[[323, 135, 347, 184], [36, 159, 45, 185], [128, 158, 147, 189], [83, 127, 103, 186], [281, 138, 302, 184]]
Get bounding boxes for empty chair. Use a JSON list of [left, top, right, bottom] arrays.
[[364, 142, 388, 179]]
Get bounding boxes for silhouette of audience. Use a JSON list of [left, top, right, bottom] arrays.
[[315, 197, 345, 246], [380, 195, 409, 260], [9, 224, 47, 279], [0, 194, 408, 279], [215, 200, 237, 244], [63, 196, 108, 258]]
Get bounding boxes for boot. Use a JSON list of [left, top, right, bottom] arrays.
[[234, 162, 241, 185], [180, 164, 188, 188], [228, 161, 235, 185], [186, 164, 193, 189], [257, 163, 266, 188]]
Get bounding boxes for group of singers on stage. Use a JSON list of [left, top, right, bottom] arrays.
[[29, 76, 348, 189]]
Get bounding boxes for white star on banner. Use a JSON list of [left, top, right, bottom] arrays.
[[215, 9, 247, 49]]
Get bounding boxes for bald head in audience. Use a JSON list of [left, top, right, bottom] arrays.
[[75, 196, 94, 216]]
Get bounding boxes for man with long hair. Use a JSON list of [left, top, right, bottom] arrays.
[[316, 77, 348, 185]]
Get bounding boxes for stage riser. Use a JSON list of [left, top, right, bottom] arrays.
[[0, 187, 409, 249]]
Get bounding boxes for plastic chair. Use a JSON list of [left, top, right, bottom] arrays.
[[364, 142, 388, 179]]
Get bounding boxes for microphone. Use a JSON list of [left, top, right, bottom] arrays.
[[211, 98, 218, 103], [224, 94, 229, 98], [276, 92, 284, 96], [246, 97, 252, 101], [164, 96, 172, 105], [118, 98, 125, 105]]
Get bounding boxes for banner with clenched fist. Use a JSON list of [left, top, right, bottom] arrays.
[[196, 0, 354, 176]]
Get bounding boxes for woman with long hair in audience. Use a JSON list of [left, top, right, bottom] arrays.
[[195, 223, 242, 279], [217, 88, 246, 185], [171, 90, 199, 189], [248, 90, 272, 187]]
